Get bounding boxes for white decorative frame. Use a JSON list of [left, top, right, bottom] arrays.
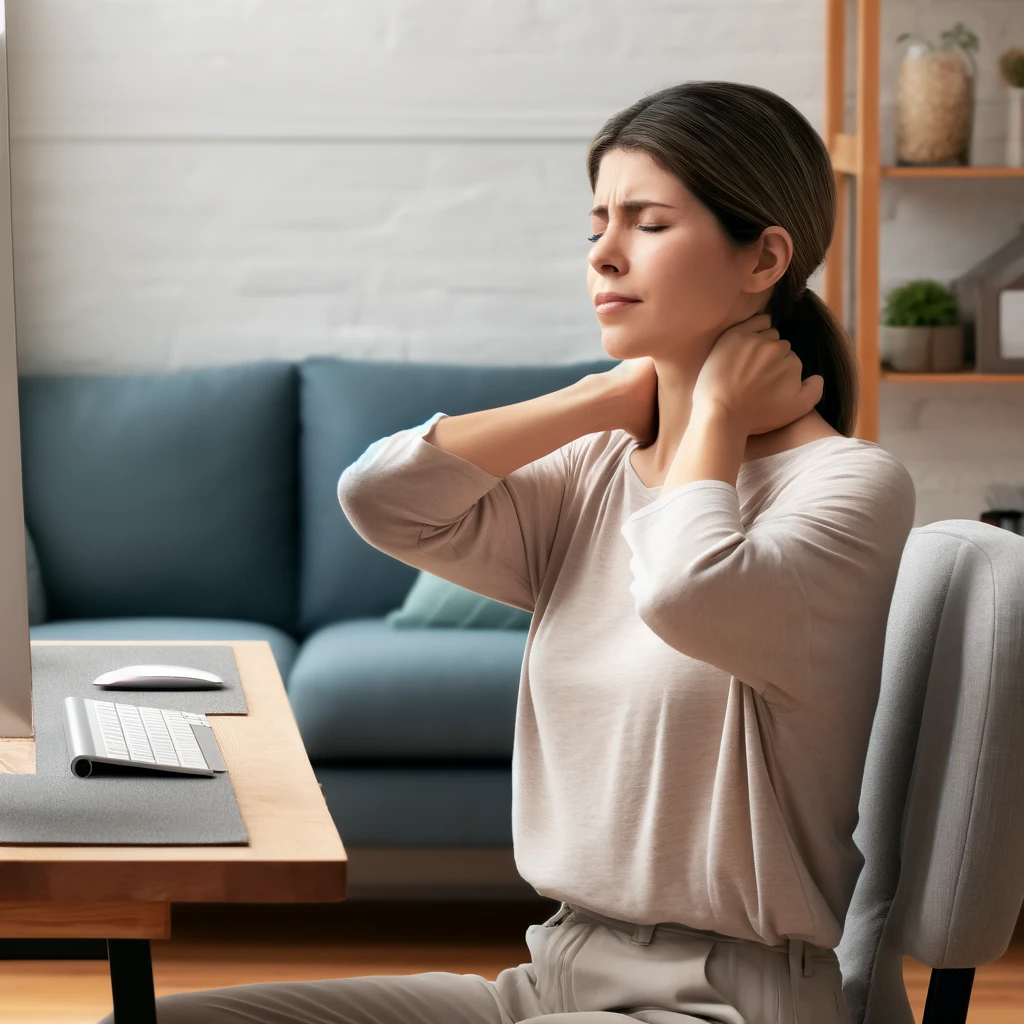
[[975, 268, 1024, 373]]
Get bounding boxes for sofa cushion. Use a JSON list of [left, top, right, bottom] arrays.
[[297, 355, 616, 635], [315, 764, 513, 846], [385, 570, 533, 630], [24, 526, 48, 625], [288, 618, 524, 760], [19, 362, 298, 632], [30, 617, 299, 682]]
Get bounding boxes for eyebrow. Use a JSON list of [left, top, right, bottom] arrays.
[[589, 199, 676, 216]]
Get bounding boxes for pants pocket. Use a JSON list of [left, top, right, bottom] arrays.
[[776, 953, 846, 1024], [525, 908, 581, 1014], [704, 941, 778, 1024]]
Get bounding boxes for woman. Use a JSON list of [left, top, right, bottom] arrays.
[[125, 81, 915, 1024]]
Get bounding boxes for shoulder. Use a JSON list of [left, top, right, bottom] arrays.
[[769, 437, 916, 530], [814, 438, 914, 496], [559, 428, 631, 475]]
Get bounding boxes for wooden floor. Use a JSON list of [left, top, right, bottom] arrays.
[[0, 901, 1021, 1023]]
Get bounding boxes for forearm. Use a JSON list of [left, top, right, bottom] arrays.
[[427, 374, 625, 480], [661, 405, 748, 495]]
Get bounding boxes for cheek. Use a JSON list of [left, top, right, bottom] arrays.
[[641, 236, 734, 323]]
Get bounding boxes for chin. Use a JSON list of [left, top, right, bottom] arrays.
[[599, 330, 648, 361]]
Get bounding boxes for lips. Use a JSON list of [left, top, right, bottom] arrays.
[[594, 292, 640, 306], [594, 292, 641, 313]]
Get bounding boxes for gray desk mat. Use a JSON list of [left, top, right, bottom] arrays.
[[0, 645, 250, 845]]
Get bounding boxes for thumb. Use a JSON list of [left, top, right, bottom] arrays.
[[801, 374, 824, 412]]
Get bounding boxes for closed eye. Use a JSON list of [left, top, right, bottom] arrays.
[[588, 226, 668, 242]]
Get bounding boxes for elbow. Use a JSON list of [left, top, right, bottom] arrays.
[[337, 463, 379, 515], [337, 467, 360, 520], [633, 585, 735, 677], [336, 467, 381, 539], [634, 597, 702, 663], [633, 591, 666, 636], [631, 578, 703, 655], [335, 467, 433, 562], [628, 553, 695, 623], [634, 585, 687, 625]]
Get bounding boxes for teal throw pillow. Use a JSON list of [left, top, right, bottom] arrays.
[[386, 570, 533, 629], [25, 526, 48, 625]]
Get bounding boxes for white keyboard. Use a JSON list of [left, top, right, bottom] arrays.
[[62, 696, 228, 777]]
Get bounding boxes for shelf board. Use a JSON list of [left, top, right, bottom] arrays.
[[881, 370, 1024, 383], [830, 155, 1024, 178], [882, 166, 1024, 178]]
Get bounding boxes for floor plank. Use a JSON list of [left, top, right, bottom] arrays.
[[0, 901, 1020, 1023]]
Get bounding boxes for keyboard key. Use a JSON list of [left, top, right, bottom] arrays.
[[93, 701, 130, 759], [115, 704, 156, 763], [140, 706, 179, 766], [163, 710, 209, 769]]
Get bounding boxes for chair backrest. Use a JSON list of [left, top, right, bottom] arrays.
[[836, 519, 1024, 1024]]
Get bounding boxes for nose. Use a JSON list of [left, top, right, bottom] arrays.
[[588, 230, 624, 277]]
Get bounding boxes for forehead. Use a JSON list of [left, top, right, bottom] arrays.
[[592, 148, 686, 203]]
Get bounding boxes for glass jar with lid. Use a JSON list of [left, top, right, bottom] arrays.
[[896, 22, 979, 166]]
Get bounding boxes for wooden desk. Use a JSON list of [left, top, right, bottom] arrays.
[[0, 639, 348, 1022]]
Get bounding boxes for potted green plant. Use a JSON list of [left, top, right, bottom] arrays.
[[882, 279, 964, 372], [999, 47, 1024, 166]]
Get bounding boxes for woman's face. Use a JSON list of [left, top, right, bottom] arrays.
[[586, 147, 778, 361]]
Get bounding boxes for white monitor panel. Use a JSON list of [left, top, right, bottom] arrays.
[[0, 0, 34, 739]]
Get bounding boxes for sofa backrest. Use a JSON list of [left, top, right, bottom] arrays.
[[297, 355, 616, 635], [19, 361, 298, 632]]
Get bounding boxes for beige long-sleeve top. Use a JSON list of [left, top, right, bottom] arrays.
[[337, 410, 916, 949]]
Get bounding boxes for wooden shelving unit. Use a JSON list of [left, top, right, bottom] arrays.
[[822, 0, 1024, 441]]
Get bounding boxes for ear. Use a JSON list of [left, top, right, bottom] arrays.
[[742, 226, 793, 294]]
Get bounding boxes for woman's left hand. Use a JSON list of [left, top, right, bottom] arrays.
[[692, 312, 824, 436]]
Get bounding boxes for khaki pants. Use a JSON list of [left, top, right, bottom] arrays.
[[99, 902, 850, 1024]]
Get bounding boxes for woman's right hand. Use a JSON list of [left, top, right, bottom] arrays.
[[587, 356, 659, 445]]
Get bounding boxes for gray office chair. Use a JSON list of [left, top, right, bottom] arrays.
[[836, 519, 1024, 1024]]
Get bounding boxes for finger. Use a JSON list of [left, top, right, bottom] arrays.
[[746, 313, 772, 330], [800, 374, 825, 410], [758, 327, 781, 340]]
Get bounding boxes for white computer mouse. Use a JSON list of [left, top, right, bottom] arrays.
[[91, 664, 226, 690]]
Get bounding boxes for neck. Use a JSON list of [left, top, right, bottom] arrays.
[[639, 357, 827, 471]]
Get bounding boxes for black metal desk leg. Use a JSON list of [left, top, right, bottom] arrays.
[[922, 966, 975, 1024], [107, 938, 157, 1024]]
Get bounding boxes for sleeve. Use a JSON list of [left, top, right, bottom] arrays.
[[337, 411, 571, 613], [618, 451, 916, 705]]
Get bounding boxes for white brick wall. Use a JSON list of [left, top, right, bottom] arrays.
[[6, 0, 1024, 526]]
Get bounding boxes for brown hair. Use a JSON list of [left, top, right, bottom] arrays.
[[587, 81, 858, 436]]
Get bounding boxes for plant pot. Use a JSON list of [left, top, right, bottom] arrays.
[[1008, 87, 1024, 167], [931, 324, 965, 371], [884, 325, 931, 371], [883, 324, 964, 372]]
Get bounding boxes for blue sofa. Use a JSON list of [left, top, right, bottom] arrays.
[[20, 355, 614, 893]]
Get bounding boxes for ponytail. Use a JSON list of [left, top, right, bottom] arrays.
[[770, 286, 859, 437]]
